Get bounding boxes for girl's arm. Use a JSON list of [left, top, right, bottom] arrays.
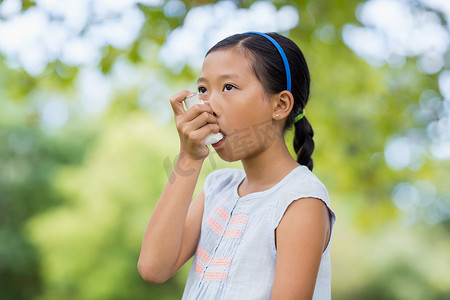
[[271, 197, 331, 300], [137, 90, 220, 283], [137, 156, 204, 283]]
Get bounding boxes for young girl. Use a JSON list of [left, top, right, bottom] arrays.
[[138, 32, 336, 300]]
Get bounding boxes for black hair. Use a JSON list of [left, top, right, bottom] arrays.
[[206, 32, 315, 170]]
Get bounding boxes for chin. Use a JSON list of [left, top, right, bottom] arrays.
[[214, 150, 239, 162], [215, 146, 266, 163]]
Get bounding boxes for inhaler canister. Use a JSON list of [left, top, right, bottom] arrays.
[[184, 92, 223, 145]]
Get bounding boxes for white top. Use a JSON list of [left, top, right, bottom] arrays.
[[182, 166, 336, 300]]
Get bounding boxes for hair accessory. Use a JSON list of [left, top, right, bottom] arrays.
[[294, 109, 305, 123], [245, 31, 291, 92]]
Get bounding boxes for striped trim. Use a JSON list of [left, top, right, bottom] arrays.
[[206, 205, 230, 236]]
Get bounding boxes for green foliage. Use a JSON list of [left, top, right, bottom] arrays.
[[26, 115, 178, 300], [0, 102, 96, 299], [1, 0, 449, 299], [331, 217, 450, 299]]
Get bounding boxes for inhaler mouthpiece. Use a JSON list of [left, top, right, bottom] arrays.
[[184, 92, 223, 145]]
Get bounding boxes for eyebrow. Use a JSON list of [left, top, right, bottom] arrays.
[[197, 73, 240, 84]]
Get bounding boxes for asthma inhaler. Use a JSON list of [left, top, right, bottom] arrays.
[[184, 92, 223, 145]]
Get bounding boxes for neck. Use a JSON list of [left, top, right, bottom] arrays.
[[239, 137, 300, 195]]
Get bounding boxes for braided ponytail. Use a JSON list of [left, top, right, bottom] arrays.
[[293, 117, 314, 170]]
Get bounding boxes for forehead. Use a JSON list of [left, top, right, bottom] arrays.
[[200, 49, 254, 78]]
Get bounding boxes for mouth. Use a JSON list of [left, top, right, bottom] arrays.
[[212, 131, 226, 148]]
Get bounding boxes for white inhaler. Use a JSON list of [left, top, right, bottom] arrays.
[[184, 92, 223, 145]]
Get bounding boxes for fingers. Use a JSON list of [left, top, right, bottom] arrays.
[[189, 110, 218, 130], [171, 91, 220, 149], [182, 103, 216, 123], [169, 90, 193, 116], [178, 109, 218, 137], [184, 123, 221, 144]]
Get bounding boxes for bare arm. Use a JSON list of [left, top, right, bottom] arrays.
[[137, 155, 204, 283], [137, 90, 220, 283], [271, 198, 331, 300]]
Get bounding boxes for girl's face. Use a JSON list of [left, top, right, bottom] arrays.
[[198, 49, 280, 162]]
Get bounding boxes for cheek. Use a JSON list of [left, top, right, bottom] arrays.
[[235, 105, 269, 125], [228, 107, 256, 128], [230, 99, 264, 117], [223, 92, 270, 127]]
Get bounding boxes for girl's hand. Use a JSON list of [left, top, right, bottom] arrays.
[[169, 90, 220, 161]]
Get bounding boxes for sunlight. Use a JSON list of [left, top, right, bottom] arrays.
[[159, 1, 299, 72]]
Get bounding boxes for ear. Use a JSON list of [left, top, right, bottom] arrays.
[[272, 90, 294, 121]]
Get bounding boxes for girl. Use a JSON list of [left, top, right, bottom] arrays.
[[138, 32, 336, 300]]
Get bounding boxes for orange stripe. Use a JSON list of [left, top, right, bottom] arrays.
[[195, 262, 204, 275], [196, 246, 211, 262], [207, 217, 224, 235], [230, 214, 248, 225], [224, 229, 243, 238], [215, 206, 229, 221], [210, 257, 232, 267], [203, 271, 228, 281]]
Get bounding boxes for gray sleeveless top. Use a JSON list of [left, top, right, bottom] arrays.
[[182, 166, 336, 299]]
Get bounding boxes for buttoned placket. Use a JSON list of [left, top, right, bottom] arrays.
[[196, 193, 242, 292]]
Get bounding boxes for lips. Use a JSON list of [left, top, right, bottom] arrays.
[[212, 131, 226, 148]]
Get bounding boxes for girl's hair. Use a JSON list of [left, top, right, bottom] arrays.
[[206, 32, 315, 170]]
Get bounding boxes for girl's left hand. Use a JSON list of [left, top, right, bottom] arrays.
[[169, 90, 220, 161]]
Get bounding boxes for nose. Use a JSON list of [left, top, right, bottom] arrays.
[[208, 92, 221, 118]]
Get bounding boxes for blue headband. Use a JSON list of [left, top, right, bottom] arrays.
[[245, 32, 305, 123], [245, 31, 292, 92]]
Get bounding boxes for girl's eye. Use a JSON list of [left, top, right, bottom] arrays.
[[223, 84, 235, 92], [198, 86, 207, 94]]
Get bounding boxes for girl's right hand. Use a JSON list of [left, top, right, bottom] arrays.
[[169, 90, 220, 161]]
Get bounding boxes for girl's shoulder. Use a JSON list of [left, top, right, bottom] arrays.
[[275, 165, 335, 228], [283, 166, 329, 199]]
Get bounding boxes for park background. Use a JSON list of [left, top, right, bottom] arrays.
[[1, 0, 449, 299]]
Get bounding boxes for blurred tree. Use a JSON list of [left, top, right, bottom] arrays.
[[0, 0, 449, 299], [0, 100, 96, 299]]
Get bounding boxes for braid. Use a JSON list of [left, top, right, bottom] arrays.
[[293, 116, 314, 170]]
